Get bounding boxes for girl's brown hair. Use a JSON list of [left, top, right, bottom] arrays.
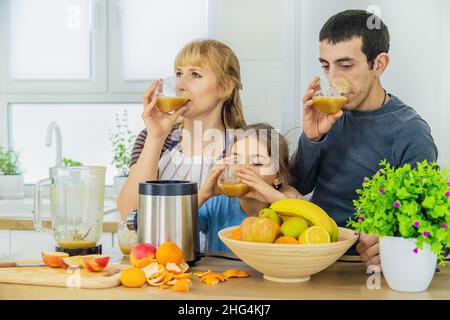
[[233, 123, 292, 189], [174, 39, 247, 129]]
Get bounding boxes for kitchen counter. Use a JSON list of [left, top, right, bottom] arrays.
[[0, 245, 448, 300], [0, 197, 120, 233]]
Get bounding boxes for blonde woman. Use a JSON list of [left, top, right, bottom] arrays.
[[117, 39, 247, 219]]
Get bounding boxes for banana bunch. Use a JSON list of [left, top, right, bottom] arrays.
[[270, 199, 339, 242]]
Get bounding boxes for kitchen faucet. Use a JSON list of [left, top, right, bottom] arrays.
[[45, 121, 62, 167]]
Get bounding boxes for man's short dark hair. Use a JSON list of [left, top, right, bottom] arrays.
[[319, 10, 390, 69]]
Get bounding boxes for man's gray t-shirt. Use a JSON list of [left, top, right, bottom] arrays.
[[291, 94, 438, 228]]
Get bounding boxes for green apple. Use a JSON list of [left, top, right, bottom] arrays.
[[258, 208, 282, 225]]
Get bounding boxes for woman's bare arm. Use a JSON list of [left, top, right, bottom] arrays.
[[116, 135, 166, 220]]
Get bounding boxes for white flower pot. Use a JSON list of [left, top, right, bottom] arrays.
[[380, 236, 437, 292], [113, 175, 128, 198], [0, 174, 25, 199]]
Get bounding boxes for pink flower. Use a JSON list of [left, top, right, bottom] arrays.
[[423, 231, 430, 238], [358, 217, 365, 222], [393, 201, 400, 208], [443, 224, 447, 229], [413, 248, 419, 254], [363, 178, 369, 184], [379, 188, 385, 195], [413, 221, 420, 228], [445, 191, 450, 197], [447, 182, 450, 187]]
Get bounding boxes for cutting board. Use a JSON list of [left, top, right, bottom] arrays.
[[0, 263, 129, 289]]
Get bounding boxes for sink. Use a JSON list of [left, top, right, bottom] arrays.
[[0, 198, 117, 218]]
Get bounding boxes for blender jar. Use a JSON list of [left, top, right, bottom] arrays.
[[34, 166, 106, 250]]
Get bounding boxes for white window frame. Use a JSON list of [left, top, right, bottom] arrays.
[[0, 0, 107, 93], [108, 0, 210, 93]]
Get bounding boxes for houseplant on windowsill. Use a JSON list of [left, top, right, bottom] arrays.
[[62, 158, 82, 167], [348, 160, 449, 292], [0, 147, 24, 199], [109, 110, 135, 198]]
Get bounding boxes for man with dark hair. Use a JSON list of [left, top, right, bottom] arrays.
[[291, 10, 437, 267]]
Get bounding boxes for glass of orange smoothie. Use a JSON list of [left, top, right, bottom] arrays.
[[153, 76, 190, 113], [217, 165, 250, 197], [312, 77, 349, 114]]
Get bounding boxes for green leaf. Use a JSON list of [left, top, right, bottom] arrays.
[[396, 187, 411, 199], [422, 196, 435, 209]]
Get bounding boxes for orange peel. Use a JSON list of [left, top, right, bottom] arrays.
[[174, 273, 192, 280], [180, 261, 190, 273], [172, 279, 191, 292], [159, 284, 171, 290], [194, 270, 212, 278], [148, 271, 174, 287], [166, 262, 182, 275], [200, 273, 227, 285], [223, 269, 250, 279], [140, 262, 161, 278]]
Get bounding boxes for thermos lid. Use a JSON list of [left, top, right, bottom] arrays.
[[139, 180, 198, 196]]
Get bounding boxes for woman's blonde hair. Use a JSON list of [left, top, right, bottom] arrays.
[[174, 39, 247, 129]]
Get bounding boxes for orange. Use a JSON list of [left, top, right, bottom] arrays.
[[156, 241, 184, 266], [273, 222, 280, 236], [120, 267, 147, 288], [230, 227, 241, 240], [274, 236, 299, 244]]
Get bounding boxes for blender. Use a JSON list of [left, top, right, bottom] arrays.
[[34, 166, 106, 256]]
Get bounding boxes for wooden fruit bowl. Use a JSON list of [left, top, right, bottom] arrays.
[[218, 227, 358, 283]]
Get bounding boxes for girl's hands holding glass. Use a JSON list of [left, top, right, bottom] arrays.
[[198, 163, 226, 207], [235, 165, 286, 204]]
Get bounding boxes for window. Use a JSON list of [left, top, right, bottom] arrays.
[[9, 103, 143, 185], [9, 0, 92, 80], [109, 0, 208, 92], [0, 0, 106, 93]]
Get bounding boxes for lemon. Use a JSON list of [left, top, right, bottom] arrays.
[[298, 226, 331, 244], [280, 217, 309, 238]]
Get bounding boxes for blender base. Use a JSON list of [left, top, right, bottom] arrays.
[[56, 244, 102, 256]]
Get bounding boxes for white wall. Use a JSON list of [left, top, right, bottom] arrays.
[[209, 0, 284, 131]]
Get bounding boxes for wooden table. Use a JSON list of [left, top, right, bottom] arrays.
[[0, 246, 448, 300]]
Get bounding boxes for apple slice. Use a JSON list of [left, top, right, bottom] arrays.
[[41, 252, 69, 268], [81, 255, 110, 272]]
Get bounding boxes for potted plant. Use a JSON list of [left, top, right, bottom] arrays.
[[348, 160, 449, 292], [0, 147, 24, 199], [109, 110, 135, 198], [62, 158, 83, 166]]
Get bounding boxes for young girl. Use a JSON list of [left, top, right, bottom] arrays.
[[197, 123, 303, 253], [117, 40, 247, 219]]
